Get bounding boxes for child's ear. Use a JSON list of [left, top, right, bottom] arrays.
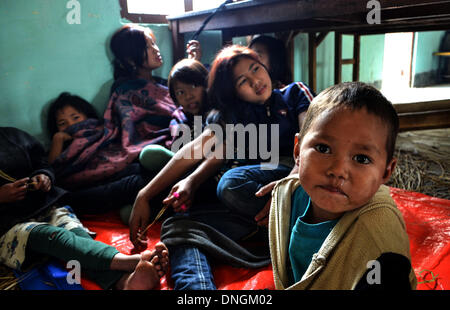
[[382, 157, 397, 184], [293, 133, 300, 166], [125, 58, 137, 70]]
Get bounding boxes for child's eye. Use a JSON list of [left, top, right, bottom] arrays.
[[237, 78, 247, 87], [252, 65, 259, 73], [314, 144, 331, 154], [175, 90, 184, 97], [353, 154, 371, 164]]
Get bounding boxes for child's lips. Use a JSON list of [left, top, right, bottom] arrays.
[[319, 185, 347, 196], [188, 102, 199, 110], [256, 85, 267, 96]]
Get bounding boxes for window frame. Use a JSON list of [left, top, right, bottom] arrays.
[[119, 0, 192, 24]]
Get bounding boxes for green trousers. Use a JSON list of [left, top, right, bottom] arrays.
[[27, 224, 124, 289]]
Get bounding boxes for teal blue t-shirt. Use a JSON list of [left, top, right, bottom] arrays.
[[288, 186, 338, 284]]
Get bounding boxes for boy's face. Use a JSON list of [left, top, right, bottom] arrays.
[[296, 106, 396, 223], [173, 80, 205, 115], [56, 105, 87, 132]]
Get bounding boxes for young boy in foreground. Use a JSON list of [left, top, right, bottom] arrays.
[[269, 82, 417, 289]]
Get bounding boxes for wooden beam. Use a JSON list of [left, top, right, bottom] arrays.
[[393, 99, 450, 113], [275, 31, 298, 85], [341, 59, 355, 65], [335, 32, 342, 84], [308, 32, 317, 93], [315, 32, 329, 47], [353, 34, 360, 81], [167, 0, 450, 35], [398, 110, 450, 131], [170, 20, 185, 64], [394, 99, 450, 131]]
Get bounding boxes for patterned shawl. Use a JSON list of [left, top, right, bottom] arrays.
[[52, 79, 176, 189]]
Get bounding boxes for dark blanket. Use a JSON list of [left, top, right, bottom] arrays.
[[0, 127, 66, 236], [52, 79, 176, 189], [160, 216, 271, 269]]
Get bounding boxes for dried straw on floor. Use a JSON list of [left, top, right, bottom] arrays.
[[388, 128, 450, 200], [0, 257, 51, 290], [0, 264, 20, 290]]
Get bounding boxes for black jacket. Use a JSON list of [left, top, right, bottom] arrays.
[[0, 127, 66, 236]]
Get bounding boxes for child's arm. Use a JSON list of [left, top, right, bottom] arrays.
[[48, 132, 72, 164], [253, 164, 298, 226], [129, 128, 220, 248], [163, 147, 225, 212], [254, 133, 300, 226]]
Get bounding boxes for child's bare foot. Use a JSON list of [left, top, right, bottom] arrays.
[[153, 242, 169, 276], [122, 252, 160, 290]]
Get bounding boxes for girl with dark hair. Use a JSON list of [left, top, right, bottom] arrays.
[[52, 25, 176, 192], [249, 35, 293, 89], [110, 24, 165, 89], [168, 58, 209, 116], [139, 58, 210, 171], [167, 58, 210, 138], [209, 45, 313, 227], [45, 92, 158, 219], [47, 92, 100, 164]]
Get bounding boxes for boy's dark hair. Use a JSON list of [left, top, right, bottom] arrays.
[[249, 35, 292, 88], [46, 92, 99, 138], [168, 58, 208, 105], [298, 82, 399, 164]]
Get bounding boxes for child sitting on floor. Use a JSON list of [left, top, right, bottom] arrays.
[[269, 82, 417, 289], [45, 92, 155, 217], [46, 92, 100, 164], [139, 58, 210, 170], [0, 126, 168, 290]]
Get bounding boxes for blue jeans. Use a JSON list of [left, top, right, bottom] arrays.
[[169, 245, 216, 290], [217, 164, 292, 218], [168, 164, 291, 290]]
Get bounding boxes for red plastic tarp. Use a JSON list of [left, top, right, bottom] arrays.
[[79, 187, 450, 290], [390, 187, 450, 290]]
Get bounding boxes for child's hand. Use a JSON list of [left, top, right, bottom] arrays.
[[0, 178, 29, 203], [129, 191, 151, 251], [254, 180, 278, 227], [163, 177, 197, 213], [48, 132, 73, 164], [53, 132, 73, 143], [186, 40, 202, 61], [29, 174, 51, 192]]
